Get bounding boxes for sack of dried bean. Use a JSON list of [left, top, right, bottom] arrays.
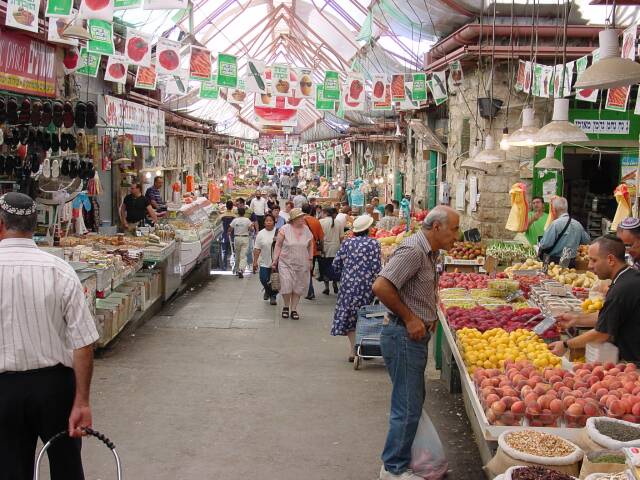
[[485, 430, 583, 477], [504, 465, 579, 479], [579, 450, 628, 479], [581, 418, 640, 452]]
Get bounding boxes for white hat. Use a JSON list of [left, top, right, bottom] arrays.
[[352, 215, 374, 233]]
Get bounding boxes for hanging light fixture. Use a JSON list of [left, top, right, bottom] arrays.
[[536, 146, 564, 170], [61, 19, 91, 41], [506, 107, 542, 147], [575, 29, 640, 90], [472, 134, 505, 164], [395, 120, 402, 137], [461, 143, 487, 171], [533, 98, 589, 145], [499, 127, 510, 151]]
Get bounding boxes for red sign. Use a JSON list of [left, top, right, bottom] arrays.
[[0, 30, 56, 97]]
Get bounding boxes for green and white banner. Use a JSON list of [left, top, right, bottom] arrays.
[[322, 70, 340, 100], [87, 19, 114, 55], [76, 47, 101, 77], [315, 85, 335, 111], [412, 73, 426, 101], [217, 53, 238, 88], [199, 79, 219, 99]]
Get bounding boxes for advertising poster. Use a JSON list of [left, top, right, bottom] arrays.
[[412, 73, 427, 101], [373, 84, 392, 111], [47, 16, 78, 46], [134, 64, 156, 90], [391, 73, 405, 101], [79, 0, 114, 20], [217, 53, 237, 88], [449, 60, 463, 88], [87, 19, 114, 55], [156, 37, 181, 75], [322, 70, 340, 100], [6, 0, 40, 32], [114, 0, 140, 9], [0, 30, 56, 96], [606, 86, 630, 112], [371, 74, 386, 102], [575, 55, 598, 103], [315, 85, 335, 111], [622, 24, 637, 60], [515, 60, 526, 91], [244, 58, 266, 94], [189, 45, 211, 81], [104, 54, 128, 83], [227, 78, 246, 105], [272, 63, 292, 97], [294, 67, 313, 98], [346, 72, 365, 103], [124, 28, 151, 66], [76, 47, 101, 77], [429, 71, 448, 105], [46, 0, 72, 16]]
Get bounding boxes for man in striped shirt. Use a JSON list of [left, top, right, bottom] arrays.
[[0, 192, 99, 480], [373, 206, 460, 480]]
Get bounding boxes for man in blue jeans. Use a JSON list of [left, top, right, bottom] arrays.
[[373, 206, 460, 480]]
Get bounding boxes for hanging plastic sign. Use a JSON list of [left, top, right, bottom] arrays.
[[87, 19, 114, 55], [285, 96, 302, 110], [227, 78, 246, 104], [635, 89, 640, 116], [114, 0, 140, 9], [76, 47, 100, 77], [46, 0, 72, 16], [189, 46, 211, 81], [553, 62, 574, 98], [292, 151, 301, 166], [532, 63, 543, 97], [135, 64, 157, 90], [294, 67, 313, 98], [342, 141, 352, 156], [523, 61, 532, 93], [6, 0, 40, 32], [323, 70, 340, 100], [346, 72, 365, 103], [575, 54, 598, 102], [301, 153, 308, 166], [63, 46, 80, 74], [449, 60, 463, 87], [125, 28, 151, 67], [104, 54, 128, 83], [398, 83, 420, 110], [540, 65, 553, 98], [143, 0, 186, 9], [315, 85, 335, 111], [254, 81, 274, 107], [514, 60, 526, 91], [326, 148, 334, 162], [429, 71, 448, 105], [412, 73, 427, 101], [606, 85, 631, 112], [47, 16, 78, 46], [244, 58, 266, 93], [622, 24, 637, 60], [343, 89, 364, 111], [371, 74, 386, 102], [309, 151, 317, 164], [373, 84, 392, 111], [166, 68, 189, 95], [318, 151, 325, 164], [217, 53, 237, 88], [391, 73, 405, 101], [79, 0, 113, 20], [199, 79, 219, 99], [156, 38, 181, 74], [272, 64, 292, 97], [335, 144, 343, 156]]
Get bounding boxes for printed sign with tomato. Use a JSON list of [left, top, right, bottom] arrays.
[[346, 72, 365, 103], [79, 0, 113, 20], [135, 64, 157, 90], [217, 53, 237, 88], [156, 38, 181, 75], [622, 24, 637, 60], [371, 74, 386, 102], [189, 46, 211, 81], [104, 54, 128, 83], [125, 28, 151, 66], [373, 84, 392, 111], [46, 0, 72, 16], [87, 19, 114, 55], [6, 0, 40, 33], [575, 53, 598, 102]]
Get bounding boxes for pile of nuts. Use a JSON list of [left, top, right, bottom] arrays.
[[504, 430, 575, 457]]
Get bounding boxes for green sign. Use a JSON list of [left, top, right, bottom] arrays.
[[217, 53, 237, 88], [76, 48, 101, 77], [45, 0, 72, 16], [293, 151, 301, 166], [326, 148, 334, 162], [115, 0, 141, 8], [87, 20, 114, 56], [323, 70, 340, 100], [412, 73, 426, 101], [238, 155, 246, 167], [315, 85, 335, 111], [199, 79, 219, 99]]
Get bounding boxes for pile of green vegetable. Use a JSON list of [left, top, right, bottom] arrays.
[[486, 241, 536, 264]]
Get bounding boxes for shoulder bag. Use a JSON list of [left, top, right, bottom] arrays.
[[538, 216, 572, 262]]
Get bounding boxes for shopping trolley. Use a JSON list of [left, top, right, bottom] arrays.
[[353, 302, 388, 370], [35, 428, 122, 480]]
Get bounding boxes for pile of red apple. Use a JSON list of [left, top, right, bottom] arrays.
[[439, 272, 490, 289], [473, 360, 640, 427], [446, 306, 551, 335]]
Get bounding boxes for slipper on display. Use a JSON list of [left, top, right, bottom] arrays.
[[40, 130, 51, 151], [62, 101, 74, 128], [18, 97, 31, 124], [67, 134, 76, 151], [30, 100, 42, 126], [42, 156, 51, 178], [68, 158, 78, 178], [18, 125, 29, 145], [30, 153, 39, 174], [51, 132, 60, 153], [60, 157, 70, 176], [40, 101, 52, 127], [60, 133, 69, 151], [26, 127, 36, 146], [0, 98, 7, 124], [85, 101, 97, 129], [76, 132, 87, 155], [52, 101, 63, 128], [0, 155, 6, 174], [7, 97, 18, 124], [51, 158, 59, 178], [74, 102, 86, 129]]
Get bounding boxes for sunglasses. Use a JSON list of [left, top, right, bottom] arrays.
[[299, 81, 312, 87]]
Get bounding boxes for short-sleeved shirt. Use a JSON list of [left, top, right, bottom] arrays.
[[305, 216, 324, 256], [254, 228, 276, 268], [378, 231, 438, 325], [538, 214, 590, 259], [145, 186, 163, 206], [595, 267, 640, 362], [250, 197, 267, 216], [123, 194, 150, 223], [230, 216, 253, 236], [525, 211, 549, 246]]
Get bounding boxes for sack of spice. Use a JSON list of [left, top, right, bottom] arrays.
[[584, 473, 635, 480], [579, 450, 628, 479], [582, 418, 640, 452], [504, 465, 579, 479], [485, 430, 583, 477]]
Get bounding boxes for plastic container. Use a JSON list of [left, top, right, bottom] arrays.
[[526, 407, 562, 428], [586, 342, 619, 364], [565, 408, 603, 428]]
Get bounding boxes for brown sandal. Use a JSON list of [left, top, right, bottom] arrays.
[[291, 311, 299, 320]]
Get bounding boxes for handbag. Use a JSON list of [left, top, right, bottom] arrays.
[[538, 215, 572, 262], [269, 268, 281, 292]]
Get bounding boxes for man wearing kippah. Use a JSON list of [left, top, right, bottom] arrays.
[[617, 217, 640, 270], [0, 193, 99, 480]]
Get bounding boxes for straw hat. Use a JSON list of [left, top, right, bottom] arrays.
[[352, 215, 374, 233], [288, 208, 306, 222]]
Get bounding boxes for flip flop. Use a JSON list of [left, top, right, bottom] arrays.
[[281, 307, 290, 319], [40, 101, 52, 127], [30, 100, 42, 126], [51, 157, 59, 178], [40, 129, 51, 151], [51, 132, 60, 153], [85, 101, 97, 129], [60, 132, 68, 151], [62, 101, 74, 128], [18, 97, 31, 124], [76, 131, 87, 155], [291, 311, 300, 320], [30, 152, 39, 174], [42, 156, 50, 178], [52, 100, 63, 128], [67, 133, 76, 151], [68, 158, 78, 178], [60, 157, 70, 176], [74, 101, 86, 129], [7, 97, 18, 124]]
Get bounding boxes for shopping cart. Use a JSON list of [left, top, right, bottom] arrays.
[[34, 428, 122, 480], [353, 303, 388, 370]]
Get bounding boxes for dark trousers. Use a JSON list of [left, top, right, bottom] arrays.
[[259, 266, 276, 300], [0, 364, 84, 480], [256, 215, 265, 230]]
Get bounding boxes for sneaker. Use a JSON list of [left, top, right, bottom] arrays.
[[379, 466, 423, 480], [263, 291, 269, 300], [269, 296, 277, 305], [238, 272, 244, 279]]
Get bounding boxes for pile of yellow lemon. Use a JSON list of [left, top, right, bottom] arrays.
[[457, 327, 561, 374], [581, 297, 604, 313]]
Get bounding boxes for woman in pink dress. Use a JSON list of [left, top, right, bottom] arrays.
[[272, 208, 314, 320]]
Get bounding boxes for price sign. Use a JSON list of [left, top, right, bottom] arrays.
[[505, 290, 524, 303], [533, 315, 557, 335]]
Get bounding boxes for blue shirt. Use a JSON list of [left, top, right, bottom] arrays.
[[145, 186, 163, 206], [539, 214, 590, 259], [274, 216, 286, 229]]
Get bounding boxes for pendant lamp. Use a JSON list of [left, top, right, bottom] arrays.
[[61, 21, 91, 41], [536, 146, 564, 170], [506, 107, 541, 147], [575, 29, 640, 90], [499, 127, 510, 151], [533, 98, 588, 145], [472, 134, 505, 164], [461, 144, 486, 171]]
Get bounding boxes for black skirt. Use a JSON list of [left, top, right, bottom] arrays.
[[319, 256, 340, 281]]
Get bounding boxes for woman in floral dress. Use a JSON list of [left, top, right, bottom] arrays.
[[331, 215, 382, 361]]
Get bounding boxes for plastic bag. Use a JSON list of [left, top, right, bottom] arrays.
[[410, 409, 448, 479]]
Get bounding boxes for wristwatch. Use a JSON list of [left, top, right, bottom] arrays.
[[562, 340, 570, 350]]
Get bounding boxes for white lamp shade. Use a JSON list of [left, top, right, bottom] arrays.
[[536, 145, 564, 170], [575, 29, 640, 90], [62, 22, 91, 41], [472, 135, 505, 164], [507, 107, 543, 147], [533, 99, 589, 145], [461, 157, 487, 171]]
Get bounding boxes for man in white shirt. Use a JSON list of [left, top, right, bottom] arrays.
[[249, 191, 267, 230], [253, 214, 278, 304], [280, 173, 290, 199], [336, 204, 352, 228], [229, 207, 254, 278], [0, 192, 99, 480]]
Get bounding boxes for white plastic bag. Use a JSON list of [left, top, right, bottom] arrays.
[[585, 417, 640, 451], [410, 409, 448, 479]]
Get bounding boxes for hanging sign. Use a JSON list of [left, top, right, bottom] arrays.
[[76, 47, 101, 77], [309, 151, 317, 164], [63, 46, 80, 74], [322, 70, 340, 100], [326, 148, 334, 162], [47, 16, 78, 46], [575, 54, 598, 102], [532, 63, 543, 97], [373, 84, 392, 111], [189, 46, 211, 81], [227, 78, 246, 104], [573, 119, 630, 134], [244, 58, 266, 93], [622, 24, 637, 60], [391, 73, 405, 101], [294, 67, 313, 98], [449, 60, 463, 87], [514, 60, 526, 91], [166, 69, 189, 95], [143, 0, 187, 9], [315, 85, 335, 111], [346, 72, 365, 102], [0, 30, 56, 97], [46, 0, 72, 16], [135, 64, 157, 90], [100, 95, 165, 146], [397, 82, 420, 110], [217, 53, 237, 88], [285, 96, 303, 110], [79, 0, 114, 20], [87, 19, 114, 55], [429, 71, 448, 105], [156, 38, 181, 74], [342, 141, 352, 156], [372, 74, 386, 102], [343, 89, 364, 111], [125, 28, 151, 66], [104, 54, 128, 83], [6, 0, 40, 32], [553, 62, 574, 98], [114, 0, 140, 9], [523, 61, 532, 93], [606, 86, 631, 112], [635, 88, 640, 116], [318, 151, 325, 164], [255, 82, 274, 107], [272, 63, 292, 96], [412, 73, 427, 100]]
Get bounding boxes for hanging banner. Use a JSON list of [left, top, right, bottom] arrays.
[[429, 71, 448, 105], [343, 89, 364, 111], [217, 53, 237, 88], [143, 0, 187, 9], [532, 63, 543, 97], [309, 151, 317, 164], [326, 148, 334, 162], [114, 0, 140, 9], [227, 78, 246, 105], [397, 82, 420, 110], [622, 24, 637, 60], [373, 84, 392, 111], [346, 72, 365, 102], [255, 82, 274, 107], [514, 60, 526, 91], [294, 67, 313, 98], [76, 47, 101, 77], [87, 19, 114, 55], [292, 151, 301, 166], [322, 70, 340, 100], [635, 87, 640, 116], [79, 0, 114, 20], [575, 54, 598, 102], [606, 86, 630, 112], [244, 58, 266, 94], [318, 151, 325, 164], [449, 60, 463, 88], [315, 85, 335, 111], [342, 141, 351, 156], [552, 62, 574, 97], [134, 64, 157, 90], [165, 69, 189, 95], [523, 61, 532, 93], [100, 95, 165, 146], [156, 37, 181, 74], [372, 74, 386, 102], [189, 45, 211, 81], [6, 0, 40, 32], [63, 46, 80, 74], [412, 72, 427, 100], [391, 73, 405, 101], [125, 28, 151, 67], [46, 0, 72, 16], [539, 65, 552, 97], [0, 30, 56, 96], [47, 16, 78, 46], [272, 63, 292, 97], [104, 54, 128, 83]]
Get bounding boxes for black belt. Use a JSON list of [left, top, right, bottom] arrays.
[[0, 363, 67, 376]]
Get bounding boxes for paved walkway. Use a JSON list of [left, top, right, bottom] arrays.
[[76, 273, 484, 480]]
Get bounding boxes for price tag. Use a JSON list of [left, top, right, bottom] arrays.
[[533, 315, 557, 335], [505, 290, 524, 303]]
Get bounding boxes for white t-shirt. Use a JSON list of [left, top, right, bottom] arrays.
[[280, 211, 290, 222], [250, 197, 267, 216], [336, 212, 348, 226], [320, 217, 343, 258], [254, 228, 276, 268], [230, 216, 253, 236]]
